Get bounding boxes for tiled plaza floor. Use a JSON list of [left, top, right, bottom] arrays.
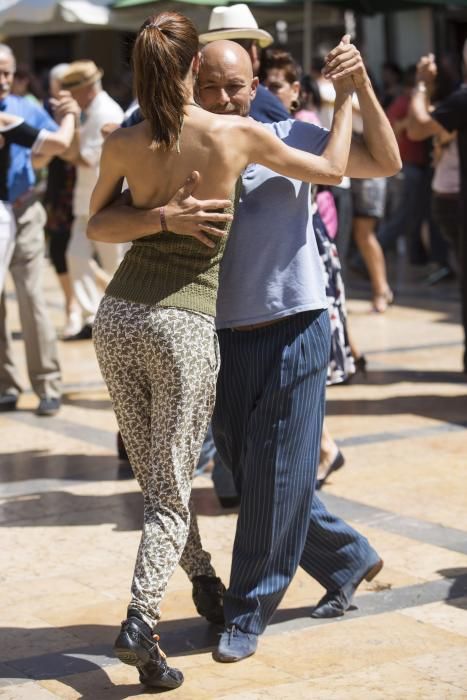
[[1, 260, 467, 699]]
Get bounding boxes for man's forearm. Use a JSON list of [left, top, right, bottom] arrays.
[[88, 171, 234, 248], [355, 79, 401, 174], [88, 198, 161, 243]]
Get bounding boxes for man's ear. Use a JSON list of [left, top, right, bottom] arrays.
[[250, 76, 259, 101]]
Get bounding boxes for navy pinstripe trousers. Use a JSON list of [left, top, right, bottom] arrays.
[[212, 309, 373, 635]]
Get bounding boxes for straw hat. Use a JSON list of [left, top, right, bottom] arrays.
[[61, 60, 103, 91], [198, 4, 273, 48]]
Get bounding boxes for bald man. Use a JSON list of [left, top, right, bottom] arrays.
[[89, 40, 400, 662]]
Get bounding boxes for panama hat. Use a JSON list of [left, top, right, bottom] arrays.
[[61, 60, 103, 91], [198, 4, 273, 48]]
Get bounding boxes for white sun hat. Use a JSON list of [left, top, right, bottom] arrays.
[[198, 4, 273, 48]]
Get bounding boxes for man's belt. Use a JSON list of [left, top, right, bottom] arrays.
[[232, 317, 286, 332]]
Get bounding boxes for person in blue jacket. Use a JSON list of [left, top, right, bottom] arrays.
[[0, 43, 63, 417]]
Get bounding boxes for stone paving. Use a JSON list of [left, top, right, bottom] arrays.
[[1, 261, 467, 699]]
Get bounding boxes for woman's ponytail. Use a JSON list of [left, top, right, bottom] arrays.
[[132, 12, 199, 151]]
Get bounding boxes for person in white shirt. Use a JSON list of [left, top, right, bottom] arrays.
[[60, 61, 124, 339]]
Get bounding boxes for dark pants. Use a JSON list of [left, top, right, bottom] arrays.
[[48, 226, 72, 275], [431, 194, 461, 257], [378, 163, 448, 265], [212, 309, 373, 635], [432, 194, 467, 368]]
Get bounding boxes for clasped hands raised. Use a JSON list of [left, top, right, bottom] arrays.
[[322, 34, 370, 94]]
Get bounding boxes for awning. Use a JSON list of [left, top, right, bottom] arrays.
[[113, 0, 227, 6], [113, 0, 300, 7], [0, 0, 111, 26], [113, 0, 467, 11], [305, 0, 467, 11]]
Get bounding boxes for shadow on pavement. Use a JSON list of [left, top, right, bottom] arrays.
[[0, 618, 219, 698], [61, 396, 113, 410], [0, 452, 132, 484], [437, 568, 467, 609], [326, 393, 467, 428], [341, 368, 467, 386], [0, 476, 228, 529]]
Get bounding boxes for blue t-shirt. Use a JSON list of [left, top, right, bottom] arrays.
[[216, 119, 329, 329], [249, 84, 290, 124], [0, 94, 58, 202]]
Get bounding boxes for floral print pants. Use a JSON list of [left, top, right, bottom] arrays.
[[94, 296, 218, 628]]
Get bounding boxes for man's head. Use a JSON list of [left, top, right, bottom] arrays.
[[0, 44, 16, 101], [61, 60, 103, 110], [197, 40, 258, 116]]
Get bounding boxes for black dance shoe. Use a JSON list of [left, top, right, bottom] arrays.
[[192, 575, 226, 625], [114, 610, 183, 689]]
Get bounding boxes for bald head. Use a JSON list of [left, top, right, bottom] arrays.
[[200, 40, 253, 80], [197, 40, 258, 116]]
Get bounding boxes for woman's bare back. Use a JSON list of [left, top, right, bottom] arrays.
[[113, 107, 249, 208]]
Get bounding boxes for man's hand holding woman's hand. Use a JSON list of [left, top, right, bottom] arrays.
[[164, 172, 233, 248], [119, 171, 233, 248]]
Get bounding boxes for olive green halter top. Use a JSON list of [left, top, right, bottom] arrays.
[[106, 186, 238, 318]]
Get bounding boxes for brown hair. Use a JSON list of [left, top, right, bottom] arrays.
[[132, 12, 199, 151], [259, 48, 300, 85]]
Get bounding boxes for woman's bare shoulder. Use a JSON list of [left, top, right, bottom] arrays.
[[209, 114, 248, 130], [206, 114, 262, 147], [102, 121, 150, 160]]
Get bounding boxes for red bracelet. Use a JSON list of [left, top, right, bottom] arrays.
[[159, 206, 168, 232]]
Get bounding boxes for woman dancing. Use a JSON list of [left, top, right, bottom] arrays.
[[90, 12, 354, 690]]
